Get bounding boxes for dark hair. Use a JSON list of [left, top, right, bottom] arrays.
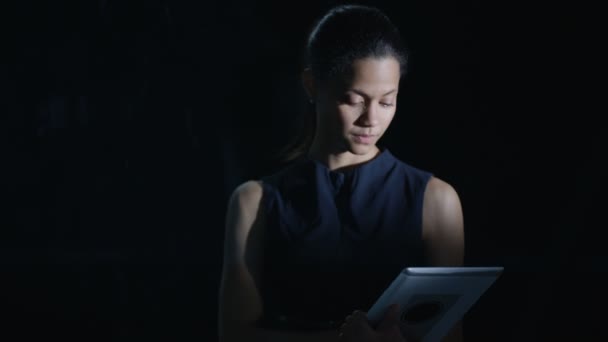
[[276, 4, 409, 164]]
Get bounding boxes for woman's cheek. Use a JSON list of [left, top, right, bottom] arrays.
[[337, 107, 356, 124]]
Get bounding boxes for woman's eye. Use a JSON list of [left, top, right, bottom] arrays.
[[380, 103, 394, 108], [343, 100, 365, 107], [341, 95, 363, 105]]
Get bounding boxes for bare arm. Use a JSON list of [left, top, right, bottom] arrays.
[[218, 181, 339, 342], [422, 177, 465, 342]]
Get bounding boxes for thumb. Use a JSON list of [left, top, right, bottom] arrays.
[[377, 303, 401, 331]]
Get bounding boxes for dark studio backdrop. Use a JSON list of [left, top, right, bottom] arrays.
[[2, 0, 605, 341]]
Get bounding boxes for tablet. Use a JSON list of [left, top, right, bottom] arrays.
[[366, 267, 503, 342]]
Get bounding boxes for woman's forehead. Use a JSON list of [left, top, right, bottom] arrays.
[[329, 57, 401, 94]]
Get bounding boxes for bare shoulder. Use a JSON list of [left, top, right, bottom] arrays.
[[421, 176, 465, 266], [423, 177, 461, 209], [228, 180, 264, 220], [220, 180, 267, 333], [231, 180, 264, 206], [223, 180, 266, 265]]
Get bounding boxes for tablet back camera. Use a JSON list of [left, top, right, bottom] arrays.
[[401, 301, 443, 324], [400, 294, 460, 326]]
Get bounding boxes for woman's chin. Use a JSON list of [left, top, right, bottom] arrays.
[[347, 141, 377, 155]]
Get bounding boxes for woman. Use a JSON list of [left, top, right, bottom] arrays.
[[218, 4, 464, 342]]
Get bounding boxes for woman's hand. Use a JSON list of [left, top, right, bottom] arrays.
[[338, 304, 406, 342]]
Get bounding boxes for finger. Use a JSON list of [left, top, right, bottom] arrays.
[[350, 311, 375, 334], [377, 303, 401, 332], [388, 303, 400, 319], [340, 311, 359, 329], [341, 310, 360, 326], [340, 310, 376, 341], [380, 326, 407, 342], [341, 324, 374, 341], [339, 312, 356, 332]]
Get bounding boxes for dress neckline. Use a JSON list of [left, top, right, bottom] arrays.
[[304, 146, 392, 175]]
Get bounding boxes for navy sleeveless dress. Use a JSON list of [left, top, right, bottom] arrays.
[[258, 147, 433, 331]]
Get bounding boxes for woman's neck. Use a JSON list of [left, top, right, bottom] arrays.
[[307, 139, 381, 172]]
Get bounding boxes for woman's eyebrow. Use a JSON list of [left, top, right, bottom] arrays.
[[349, 89, 398, 97]]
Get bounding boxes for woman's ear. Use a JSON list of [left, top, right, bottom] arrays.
[[301, 68, 316, 102]]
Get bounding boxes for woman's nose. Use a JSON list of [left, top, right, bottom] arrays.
[[357, 103, 379, 126]]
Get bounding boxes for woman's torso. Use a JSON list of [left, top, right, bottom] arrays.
[[258, 147, 432, 330]]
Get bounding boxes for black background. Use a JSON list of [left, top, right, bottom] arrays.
[[2, 0, 605, 341]]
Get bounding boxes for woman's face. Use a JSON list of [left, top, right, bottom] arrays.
[[315, 57, 401, 156]]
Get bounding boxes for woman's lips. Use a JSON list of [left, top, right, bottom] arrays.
[[352, 134, 375, 144]]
